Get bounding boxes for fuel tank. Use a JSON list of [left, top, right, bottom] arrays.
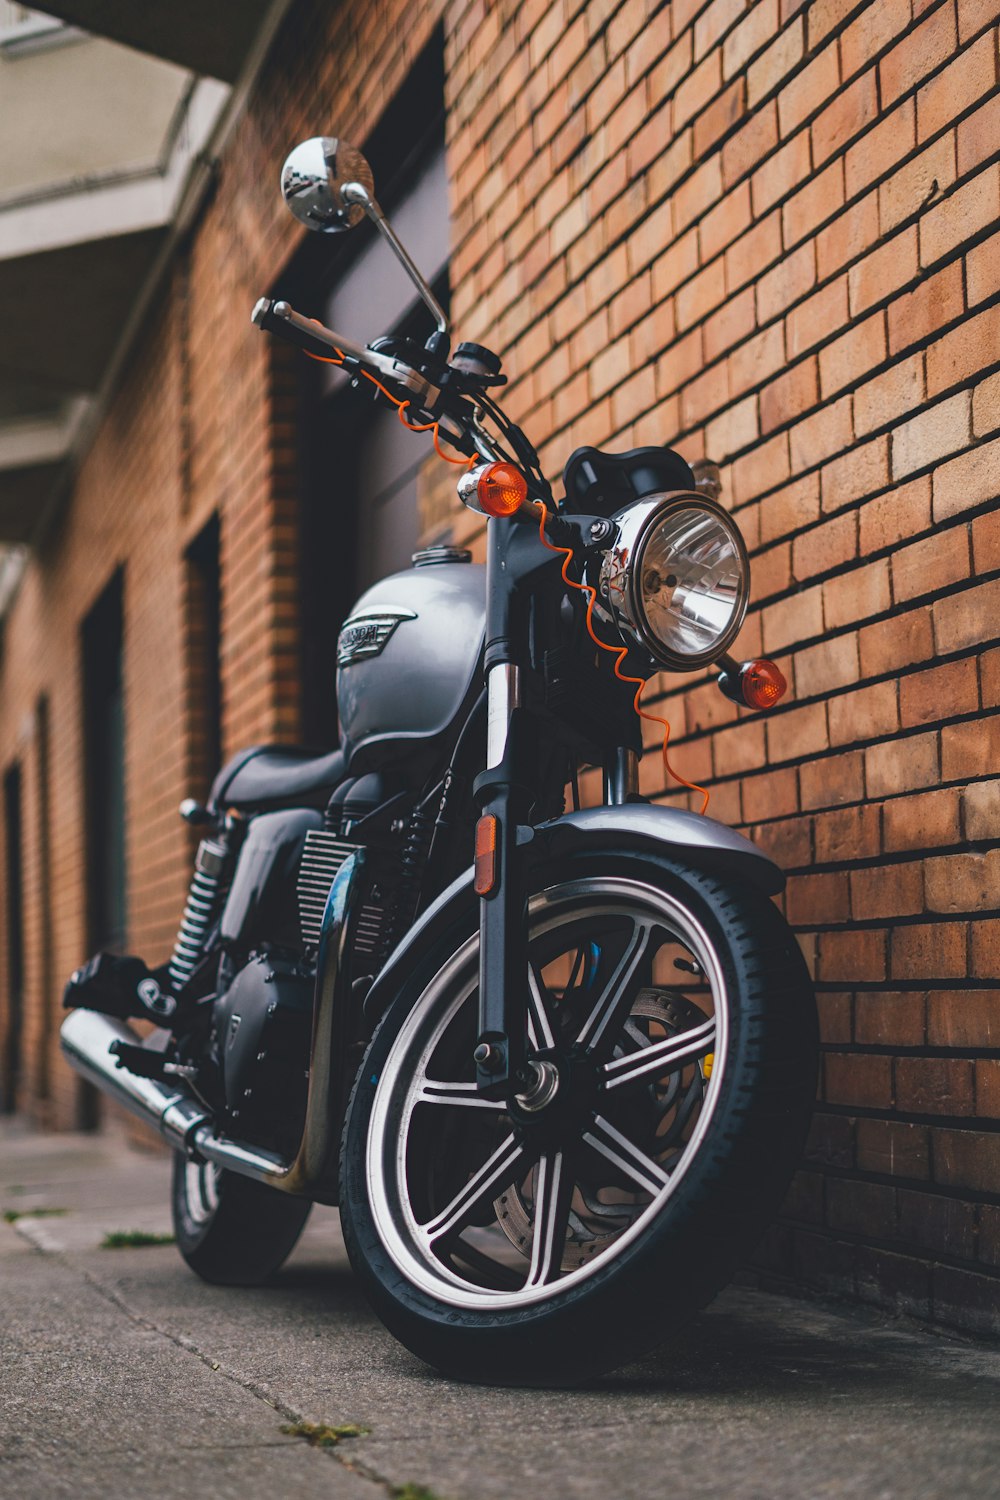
[[336, 548, 485, 772]]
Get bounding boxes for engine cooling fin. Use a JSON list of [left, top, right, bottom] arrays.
[[296, 831, 363, 947]]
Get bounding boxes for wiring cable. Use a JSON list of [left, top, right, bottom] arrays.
[[533, 501, 710, 814]]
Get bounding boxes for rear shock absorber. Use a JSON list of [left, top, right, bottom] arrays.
[[167, 833, 230, 993]]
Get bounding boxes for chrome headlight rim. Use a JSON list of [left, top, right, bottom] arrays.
[[601, 490, 750, 672]]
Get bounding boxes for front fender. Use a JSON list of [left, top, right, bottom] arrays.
[[362, 803, 782, 1028]]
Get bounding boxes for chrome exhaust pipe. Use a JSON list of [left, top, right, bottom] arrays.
[[60, 849, 365, 1198], [60, 1009, 294, 1180], [60, 1010, 210, 1150]]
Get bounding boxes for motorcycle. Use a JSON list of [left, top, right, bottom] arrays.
[[61, 137, 818, 1384]]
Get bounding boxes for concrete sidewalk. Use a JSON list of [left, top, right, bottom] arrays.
[[2, 1119, 998, 1500]]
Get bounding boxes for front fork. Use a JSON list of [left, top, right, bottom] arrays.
[[472, 659, 639, 1095]]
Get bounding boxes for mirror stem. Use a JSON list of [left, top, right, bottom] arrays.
[[343, 182, 449, 339]]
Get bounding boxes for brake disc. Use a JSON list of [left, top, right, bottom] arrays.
[[493, 988, 709, 1266]]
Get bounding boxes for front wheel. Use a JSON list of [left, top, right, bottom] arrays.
[[340, 851, 817, 1384]]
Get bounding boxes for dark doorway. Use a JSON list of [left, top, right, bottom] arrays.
[[185, 514, 223, 798], [2, 763, 24, 1115], [35, 695, 54, 1105], [80, 570, 126, 1129]]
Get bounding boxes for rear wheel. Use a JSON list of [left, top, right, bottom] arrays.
[[340, 851, 817, 1384], [171, 1155, 312, 1286]]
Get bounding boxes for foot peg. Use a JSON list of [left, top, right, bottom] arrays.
[[108, 1040, 170, 1079], [63, 953, 177, 1024]]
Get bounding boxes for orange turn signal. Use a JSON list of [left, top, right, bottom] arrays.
[[474, 814, 499, 895], [477, 462, 528, 518], [741, 658, 787, 710]]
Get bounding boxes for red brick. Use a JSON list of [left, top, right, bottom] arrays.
[[892, 920, 968, 980], [724, 210, 783, 292], [694, 76, 746, 157], [825, 1049, 892, 1103], [926, 301, 1000, 398], [817, 191, 880, 280], [747, 17, 804, 107], [900, 655, 979, 728], [729, 320, 786, 393], [703, 287, 756, 361], [892, 525, 970, 602], [973, 371, 1000, 438], [812, 69, 879, 165], [926, 850, 1000, 913], [829, 678, 899, 745], [941, 713, 1000, 780], [891, 392, 971, 480], [933, 577, 1000, 655], [785, 869, 850, 924], [674, 47, 724, 130], [751, 130, 812, 216], [958, 0, 1000, 43], [777, 40, 840, 137], [898, 1056, 975, 1114], [792, 509, 857, 581], [917, 30, 998, 143], [920, 166, 1000, 268], [783, 159, 845, 250], [723, 0, 779, 77], [879, 134, 957, 238], [845, 97, 916, 199], [827, 1178, 896, 1239], [722, 101, 780, 188], [851, 859, 924, 919], [859, 610, 935, 679], [932, 435, 1000, 522], [963, 779, 1000, 841], [814, 802, 882, 861], [855, 992, 927, 1047], [858, 1119, 930, 1178], [858, 475, 932, 555], [933, 1128, 1000, 1193], [865, 729, 940, 799], [928, 990, 1000, 1047], [699, 182, 752, 261], [958, 90, 1000, 177], [819, 312, 887, 399], [794, 631, 861, 694], [854, 354, 926, 438], [966, 226, 1000, 306], [840, 0, 913, 79], [788, 393, 854, 472], [898, 1188, 976, 1255], [760, 357, 819, 433], [883, 787, 963, 851], [880, 2, 959, 106], [975, 1058, 1000, 1117], [820, 437, 890, 515], [765, 700, 829, 759], [972, 509, 1000, 572], [849, 227, 919, 318], [887, 258, 965, 354], [799, 748, 865, 810], [971, 917, 1000, 975]]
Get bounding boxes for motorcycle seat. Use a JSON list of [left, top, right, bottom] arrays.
[[210, 744, 346, 813]]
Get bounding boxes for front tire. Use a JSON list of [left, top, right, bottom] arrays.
[[340, 851, 817, 1384], [171, 1155, 312, 1286]]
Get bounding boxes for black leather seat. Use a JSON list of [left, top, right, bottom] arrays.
[[209, 744, 346, 813]]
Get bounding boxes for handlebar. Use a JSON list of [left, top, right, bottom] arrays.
[[251, 296, 512, 470]]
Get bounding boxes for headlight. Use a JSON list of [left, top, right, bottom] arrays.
[[598, 492, 749, 671]]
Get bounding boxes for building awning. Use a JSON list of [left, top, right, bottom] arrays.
[[30, 0, 271, 82]]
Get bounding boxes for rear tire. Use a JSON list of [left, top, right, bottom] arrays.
[[340, 849, 817, 1384], [171, 1154, 312, 1286]]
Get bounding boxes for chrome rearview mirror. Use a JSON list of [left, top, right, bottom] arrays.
[[279, 136, 449, 337], [280, 136, 375, 233]]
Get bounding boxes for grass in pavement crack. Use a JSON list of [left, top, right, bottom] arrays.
[[281, 1421, 370, 1449], [100, 1229, 176, 1249], [392, 1486, 445, 1500], [3, 1207, 68, 1223]]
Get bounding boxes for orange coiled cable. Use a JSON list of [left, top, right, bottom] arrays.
[[303, 337, 475, 467], [533, 501, 710, 814]]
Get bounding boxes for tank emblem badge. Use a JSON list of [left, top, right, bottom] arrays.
[[337, 609, 417, 666]]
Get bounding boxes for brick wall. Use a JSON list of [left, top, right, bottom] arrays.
[[1, 0, 998, 1333]]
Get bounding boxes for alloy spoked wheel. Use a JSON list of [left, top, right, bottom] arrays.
[[342, 853, 818, 1383], [365, 876, 726, 1309]]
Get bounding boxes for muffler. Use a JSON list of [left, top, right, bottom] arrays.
[[60, 1010, 210, 1150]]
